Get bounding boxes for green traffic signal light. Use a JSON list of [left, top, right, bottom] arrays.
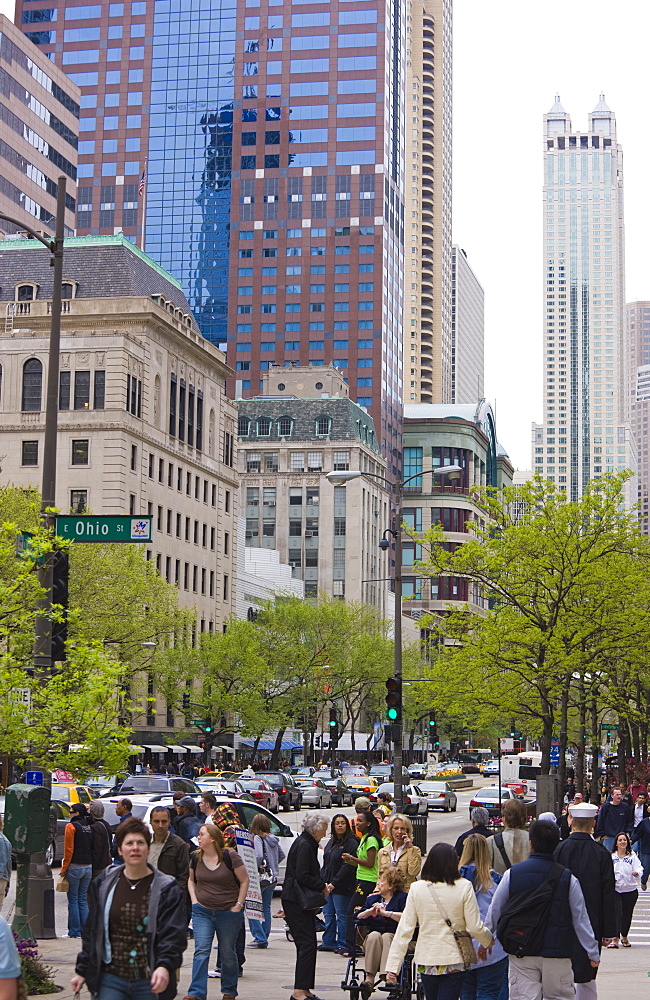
[[386, 707, 398, 721]]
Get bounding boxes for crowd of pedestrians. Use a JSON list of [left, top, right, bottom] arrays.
[[2, 769, 650, 1000]]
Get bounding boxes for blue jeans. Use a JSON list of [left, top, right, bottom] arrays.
[[639, 852, 650, 888], [97, 972, 156, 1000], [248, 883, 274, 946], [66, 865, 92, 937], [460, 958, 508, 1000], [321, 893, 351, 951], [602, 836, 615, 852], [190, 902, 243, 999], [421, 972, 467, 1000]]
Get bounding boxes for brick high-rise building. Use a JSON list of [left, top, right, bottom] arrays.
[[0, 14, 79, 236], [17, 0, 407, 474]]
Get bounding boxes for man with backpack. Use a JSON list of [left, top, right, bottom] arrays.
[[484, 820, 599, 1000]]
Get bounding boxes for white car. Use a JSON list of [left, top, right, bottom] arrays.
[[482, 759, 500, 776]]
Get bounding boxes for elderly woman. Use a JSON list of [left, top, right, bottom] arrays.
[[487, 799, 530, 875], [281, 812, 333, 1000], [377, 814, 422, 889], [356, 867, 407, 999]]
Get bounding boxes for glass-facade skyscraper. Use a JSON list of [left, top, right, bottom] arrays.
[[18, 0, 406, 469], [532, 95, 636, 504]]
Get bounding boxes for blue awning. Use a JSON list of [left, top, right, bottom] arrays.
[[239, 739, 302, 751]]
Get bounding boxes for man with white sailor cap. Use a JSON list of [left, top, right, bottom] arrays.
[[553, 801, 616, 1000]]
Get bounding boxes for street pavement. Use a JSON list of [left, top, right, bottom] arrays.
[[4, 780, 650, 1000]]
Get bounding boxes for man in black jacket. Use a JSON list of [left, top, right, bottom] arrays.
[[88, 800, 113, 880], [594, 788, 632, 850], [555, 802, 616, 1000], [454, 807, 491, 858], [148, 807, 189, 892]]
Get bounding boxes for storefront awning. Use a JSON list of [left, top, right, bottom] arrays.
[[141, 744, 169, 752], [182, 744, 203, 753], [167, 745, 188, 754], [128, 745, 145, 753], [239, 739, 302, 752]]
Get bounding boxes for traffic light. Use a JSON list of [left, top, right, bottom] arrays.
[[204, 719, 213, 734], [429, 712, 439, 747], [182, 693, 190, 711], [329, 708, 339, 743], [51, 548, 69, 663], [385, 677, 402, 723]]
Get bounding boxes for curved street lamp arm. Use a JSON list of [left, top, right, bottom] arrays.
[[0, 212, 55, 255]]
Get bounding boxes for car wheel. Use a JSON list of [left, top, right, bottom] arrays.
[[295, 797, 301, 811], [45, 841, 56, 867], [282, 801, 291, 812], [451, 799, 457, 812]]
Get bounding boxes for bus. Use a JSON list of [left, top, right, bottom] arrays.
[[500, 751, 542, 795]]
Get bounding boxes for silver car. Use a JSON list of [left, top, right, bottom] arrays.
[[293, 777, 333, 808], [418, 780, 458, 812]]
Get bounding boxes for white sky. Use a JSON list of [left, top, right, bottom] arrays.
[[5, 0, 649, 468], [453, 1, 650, 468]]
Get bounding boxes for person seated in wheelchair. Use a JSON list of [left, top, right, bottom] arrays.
[[355, 868, 407, 999]]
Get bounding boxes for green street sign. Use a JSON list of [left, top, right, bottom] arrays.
[[601, 723, 619, 731], [191, 720, 206, 727], [55, 515, 152, 543]]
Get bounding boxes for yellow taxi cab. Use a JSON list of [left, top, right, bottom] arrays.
[[344, 775, 379, 796], [51, 782, 100, 805]]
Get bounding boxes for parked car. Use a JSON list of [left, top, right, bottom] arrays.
[[417, 780, 458, 813], [288, 766, 315, 777], [293, 777, 333, 809], [50, 782, 100, 804], [320, 777, 355, 806], [408, 763, 427, 781], [236, 779, 279, 812], [369, 783, 428, 816], [254, 771, 303, 811], [468, 785, 536, 819], [106, 775, 202, 797], [344, 775, 379, 798], [482, 759, 500, 776]]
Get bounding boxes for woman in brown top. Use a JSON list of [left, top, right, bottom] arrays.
[[185, 824, 249, 1000]]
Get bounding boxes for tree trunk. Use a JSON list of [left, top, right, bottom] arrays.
[[540, 712, 554, 773], [619, 722, 632, 785], [575, 679, 586, 795], [251, 734, 262, 764], [271, 727, 286, 769], [590, 698, 600, 804], [557, 676, 569, 797]]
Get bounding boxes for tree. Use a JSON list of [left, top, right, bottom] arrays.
[[412, 474, 650, 774]]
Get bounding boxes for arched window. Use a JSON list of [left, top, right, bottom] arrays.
[[278, 415, 293, 437], [238, 416, 250, 436], [257, 416, 271, 436], [22, 358, 43, 411], [16, 283, 37, 302], [315, 415, 331, 436], [61, 281, 77, 299]]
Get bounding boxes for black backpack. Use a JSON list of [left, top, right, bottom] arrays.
[[496, 863, 566, 958]]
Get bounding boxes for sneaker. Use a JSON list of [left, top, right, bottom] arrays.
[[247, 942, 267, 948], [208, 971, 220, 979], [317, 945, 335, 952], [642, 883, 647, 891], [361, 982, 374, 1000]]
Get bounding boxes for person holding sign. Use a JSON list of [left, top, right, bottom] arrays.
[[186, 825, 249, 1000]]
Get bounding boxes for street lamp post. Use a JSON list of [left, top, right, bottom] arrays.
[[326, 463, 462, 814]]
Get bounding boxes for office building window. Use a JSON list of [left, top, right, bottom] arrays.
[[59, 371, 71, 410], [21, 441, 38, 466], [70, 489, 87, 512], [72, 440, 89, 465], [22, 359, 42, 411], [74, 370, 91, 409]]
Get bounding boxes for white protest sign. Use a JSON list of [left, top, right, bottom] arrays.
[[234, 827, 263, 922]]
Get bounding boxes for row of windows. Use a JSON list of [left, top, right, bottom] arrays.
[[168, 374, 204, 450], [155, 505, 221, 553], [19, 360, 104, 412], [239, 227, 375, 239], [237, 246, 375, 259], [61, 46, 145, 64], [244, 449, 352, 472], [155, 551, 219, 598], [62, 2, 145, 17], [147, 453, 222, 509], [239, 151, 376, 169], [21, 438, 90, 467], [79, 114, 142, 130], [237, 265, 374, 276], [236, 303, 374, 314], [239, 415, 332, 438], [67, 68, 143, 86]]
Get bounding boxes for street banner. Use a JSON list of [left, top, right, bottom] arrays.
[[235, 827, 263, 921]]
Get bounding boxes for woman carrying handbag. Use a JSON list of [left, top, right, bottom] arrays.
[[385, 843, 493, 1000], [247, 813, 285, 949]]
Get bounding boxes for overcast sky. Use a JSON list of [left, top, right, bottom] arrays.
[[5, 0, 648, 469], [453, 1, 650, 468]]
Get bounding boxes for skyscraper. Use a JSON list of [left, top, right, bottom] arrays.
[[532, 95, 635, 502], [626, 301, 650, 532], [18, 0, 407, 472], [451, 245, 483, 404], [405, 0, 452, 405]]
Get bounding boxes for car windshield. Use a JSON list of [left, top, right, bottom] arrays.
[[256, 774, 282, 784], [420, 782, 446, 790], [342, 768, 366, 776], [119, 778, 168, 792]]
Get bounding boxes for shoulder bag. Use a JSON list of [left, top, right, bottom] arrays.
[[493, 832, 511, 870], [427, 884, 477, 970], [258, 838, 277, 890]]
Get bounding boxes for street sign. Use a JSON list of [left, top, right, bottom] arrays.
[[500, 737, 514, 751], [55, 515, 152, 543], [550, 738, 560, 766], [25, 771, 44, 786], [601, 723, 619, 731], [191, 720, 207, 727]]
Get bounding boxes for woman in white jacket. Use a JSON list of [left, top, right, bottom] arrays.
[[385, 843, 493, 1000]]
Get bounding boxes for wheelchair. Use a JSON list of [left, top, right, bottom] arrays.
[[340, 925, 423, 1000]]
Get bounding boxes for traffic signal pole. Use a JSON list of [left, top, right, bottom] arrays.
[[391, 514, 404, 814]]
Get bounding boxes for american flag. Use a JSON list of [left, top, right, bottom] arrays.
[[138, 170, 146, 198]]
